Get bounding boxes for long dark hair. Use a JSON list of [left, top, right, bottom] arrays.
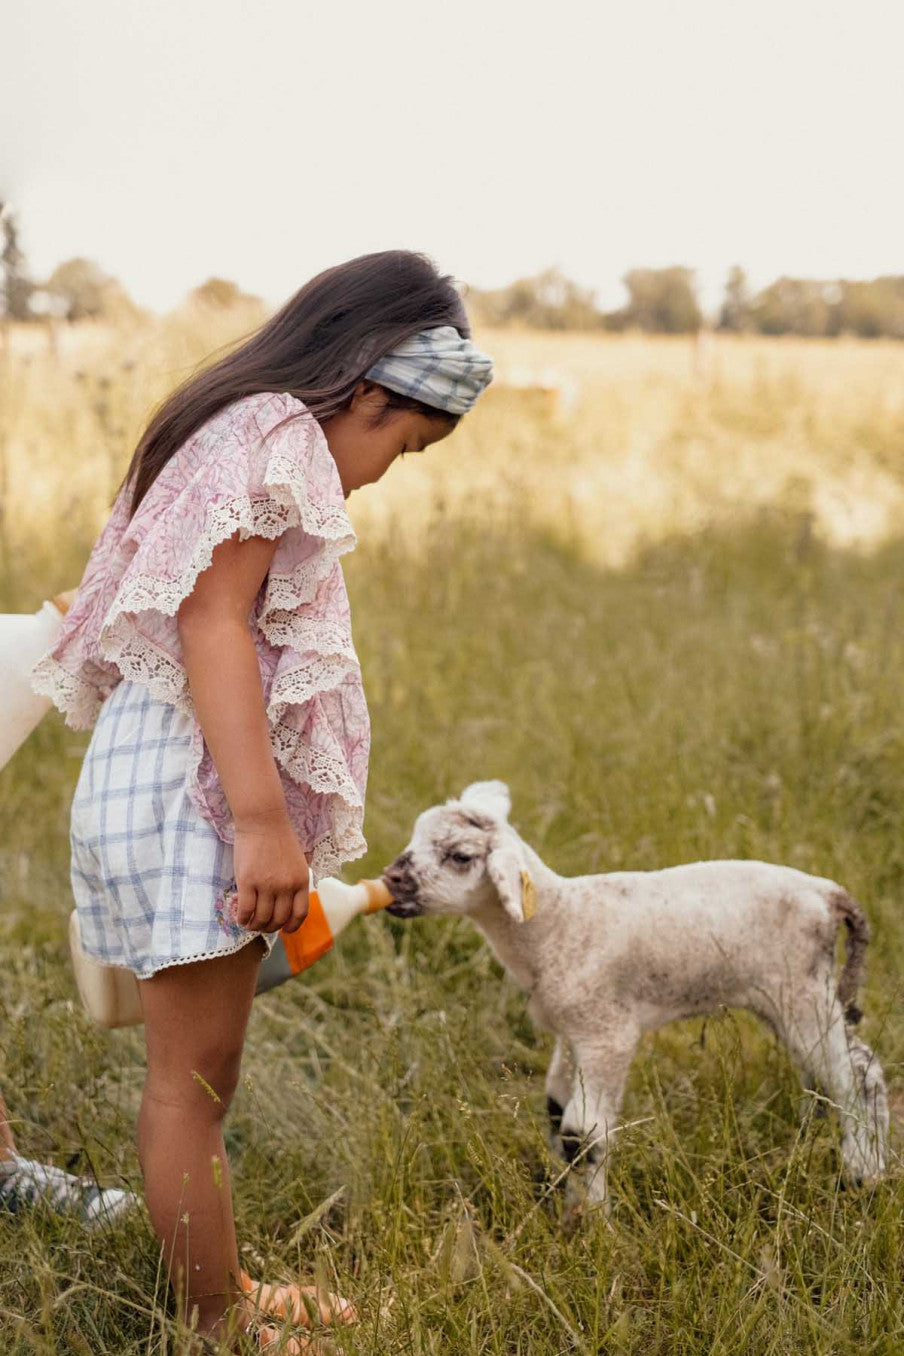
[[121, 250, 469, 517]]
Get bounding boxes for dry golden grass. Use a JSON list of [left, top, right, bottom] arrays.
[[2, 316, 902, 591], [361, 328, 904, 565]]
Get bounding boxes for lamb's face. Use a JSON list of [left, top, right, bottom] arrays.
[[383, 781, 528, 925], [383, 805, 497, 918]]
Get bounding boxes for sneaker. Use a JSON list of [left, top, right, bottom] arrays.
[[0, 1154, 138, 1228]]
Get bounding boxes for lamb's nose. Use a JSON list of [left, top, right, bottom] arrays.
[[383, 853, 414, 890]]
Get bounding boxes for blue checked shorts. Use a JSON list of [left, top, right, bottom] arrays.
[[70, 679, 276, 979]]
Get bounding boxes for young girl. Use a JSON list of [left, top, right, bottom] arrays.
[[32, 251, 493, 1350]]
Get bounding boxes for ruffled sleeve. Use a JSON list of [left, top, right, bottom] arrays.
[[32, 392, 370, 876]]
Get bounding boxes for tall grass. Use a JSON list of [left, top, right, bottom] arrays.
[[0, 319, 902, 1352]]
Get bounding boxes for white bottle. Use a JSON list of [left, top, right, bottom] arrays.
[[69, 876, 392, 1028], [0, 593, 74, 771]]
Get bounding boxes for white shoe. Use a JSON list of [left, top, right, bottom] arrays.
[[0, 1154, 138, 1228]]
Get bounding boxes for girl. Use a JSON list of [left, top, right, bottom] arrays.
[[33, 251, 493, 1350]]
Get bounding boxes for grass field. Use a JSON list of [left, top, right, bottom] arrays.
[[1, 318, 903, 1353]]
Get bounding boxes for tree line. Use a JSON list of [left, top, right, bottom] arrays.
[[3, 205, 902, 338], [468, 266, 904, 338]]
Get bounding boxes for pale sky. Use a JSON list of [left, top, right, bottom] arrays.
[[3, 0, 902, 315]]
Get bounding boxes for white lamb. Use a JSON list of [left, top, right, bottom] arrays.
[[382, 781, 888, 1215]]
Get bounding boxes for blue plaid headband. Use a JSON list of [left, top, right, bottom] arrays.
[[365, 325, 494, 415]]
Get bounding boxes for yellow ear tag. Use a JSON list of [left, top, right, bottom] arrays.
[[520, 871, 538, 920]]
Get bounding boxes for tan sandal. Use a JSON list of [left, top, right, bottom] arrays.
[[187, 1322, 320, 1356], [252, 1318, 334, 1353], [256, 1318, 334, 1350], [241, 1270, 356, 1328]]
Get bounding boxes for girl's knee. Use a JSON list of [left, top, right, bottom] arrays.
[[144, 1044, 244, 1119], [192, 1047, 244, 1110]]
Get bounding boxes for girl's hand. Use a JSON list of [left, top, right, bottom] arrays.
[[233, 809, 310, 934]]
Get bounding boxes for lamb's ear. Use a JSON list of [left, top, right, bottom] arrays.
[[486, 837, 529, 923], [460, 780, 511, 823]]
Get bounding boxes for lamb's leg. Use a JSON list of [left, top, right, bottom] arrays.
[[544, 1037, 574, 1142], [841, 1029, 888, 1182], [558, 1028, 639, 1219], [775, 987, 887, 1184]]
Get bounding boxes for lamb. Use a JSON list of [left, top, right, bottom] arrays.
[[382, 781, 888, 1215]]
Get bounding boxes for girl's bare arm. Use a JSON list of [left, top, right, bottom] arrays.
[[176, 532, 310, 933]]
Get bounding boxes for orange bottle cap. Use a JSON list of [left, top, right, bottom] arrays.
[[279, 889, 334, 974]]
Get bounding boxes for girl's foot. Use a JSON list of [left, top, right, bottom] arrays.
[[241, 1271, 356, 1327], [0, 1153, 137, 1228]]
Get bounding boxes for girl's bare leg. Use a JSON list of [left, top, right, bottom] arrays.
[[138, 941, 263, 1338]]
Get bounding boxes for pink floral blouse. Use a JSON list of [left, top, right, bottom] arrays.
[[32, 392, 370, 879]]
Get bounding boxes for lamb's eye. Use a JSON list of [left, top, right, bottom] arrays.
[[449, 852, 474, 866]]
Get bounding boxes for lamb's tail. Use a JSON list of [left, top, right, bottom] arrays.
[[832, 890, 870, 1025]]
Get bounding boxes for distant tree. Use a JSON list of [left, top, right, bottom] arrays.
[[467, 268, 603, 330], [748, 277, 834, 337], [833, 277, 904, 340], [0, 206, 34, 321], [44, 257, 138, 322], [188, 276, 262, 310], [617, 267, 702, 333], [718, 265, 752, 332]]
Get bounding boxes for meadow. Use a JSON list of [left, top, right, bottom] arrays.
[[0, 315, 902, 1353]]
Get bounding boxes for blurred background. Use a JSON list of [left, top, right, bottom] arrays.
[[1, 3, 903, 1353]]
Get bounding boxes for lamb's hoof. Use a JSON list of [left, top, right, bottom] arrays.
[[841, 1169, 885, 1191], [531, 1158, 567, 1199]]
